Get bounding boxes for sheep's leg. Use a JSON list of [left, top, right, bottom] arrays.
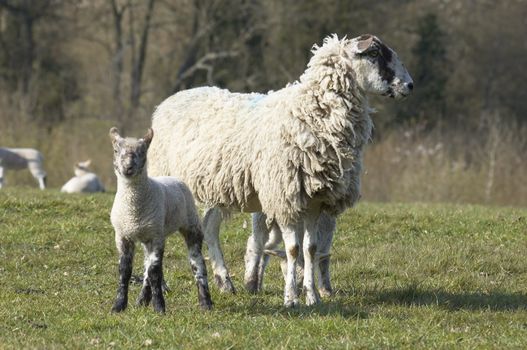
[[257, 222, 283, 291], [280, 223, 300, 308], [182, 226, 213, 310], [136, 244, 152, 307], [203, 207, 236, 293], [144, 240, 166, 314], [303, 212, 321, 306], [244, 212, 269, 293], [317, 213, 335, 297], [111, 238, 135, 313], [0, 166, 4, 188]]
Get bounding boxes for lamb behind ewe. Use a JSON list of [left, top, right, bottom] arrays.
[[148, 34, 413, 306], [61, 160, 105, 193], [109, 127, 212, 313], [0, 147, 47, 190]]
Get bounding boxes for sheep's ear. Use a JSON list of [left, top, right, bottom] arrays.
[[80, 159, 91, 168], [109, 127, 121, 144], [142, 128, 154, 147], [355, 34, 374, 53]]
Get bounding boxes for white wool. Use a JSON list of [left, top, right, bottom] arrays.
[[61, 173, 105, 193], [0, 147, 47, 189], [149, 35, 372, 226], [61, 160, 105, 193]]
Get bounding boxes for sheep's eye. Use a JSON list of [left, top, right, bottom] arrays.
[[368, 50, 379, 58]]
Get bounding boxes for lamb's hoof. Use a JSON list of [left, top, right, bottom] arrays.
[[200, 299, 214, 311], [244, 279, 259, 294], [136, 287, 152, 306], [111, 300, 127, 313], [136, 295, 151, 307], [152, 303, 166, 314], [214, 274, 236, 294]]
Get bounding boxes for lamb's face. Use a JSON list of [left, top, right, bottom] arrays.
[[109, 128, 153, 179], [348, 34, 413, 99]]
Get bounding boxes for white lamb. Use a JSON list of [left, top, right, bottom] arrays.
[[0, 147, 47, 190], [148, 34, 413, 307], [109, 127, 213, 313], [61, 160, 105, 193]]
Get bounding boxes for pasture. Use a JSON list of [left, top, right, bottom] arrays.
[[1, 188, 526, 348]]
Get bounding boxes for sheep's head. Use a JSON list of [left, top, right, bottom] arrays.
[[109, 127, 153, 178], [347, 34, 413, 99]]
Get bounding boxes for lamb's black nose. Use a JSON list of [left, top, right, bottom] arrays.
[[407, 82, 414, 90]]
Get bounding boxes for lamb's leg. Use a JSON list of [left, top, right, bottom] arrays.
[[182, 226, 213, 310], [303, 212, 321, 306], [279, 223, 300, 307], [244, 212, 269, 293], [203, 207, 236, 293], [317, 213, 335, 297], [144, 240, 166, 314], [111, 238, 135, 313], [0, 166, 4, 189], [136, 244, 152, 307]]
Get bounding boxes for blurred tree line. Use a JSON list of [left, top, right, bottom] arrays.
[[0, 0, 526, 197]]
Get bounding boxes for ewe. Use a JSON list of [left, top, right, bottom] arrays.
[[148, 34, 413, 307], [61, 160, 105, 193], [0, 147, 47, 189], [109, 127, 212, 313]]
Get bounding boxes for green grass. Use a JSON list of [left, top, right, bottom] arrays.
[[1, 188, 526, 349]]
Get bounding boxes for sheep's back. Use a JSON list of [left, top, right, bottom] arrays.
[[149, 87, 284, 212]]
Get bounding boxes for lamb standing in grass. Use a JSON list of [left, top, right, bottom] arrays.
[[0, 147, 47, 189], [61, 160, 105, 193], [109, 127, 212, 313], [148, 34, 413, 306]]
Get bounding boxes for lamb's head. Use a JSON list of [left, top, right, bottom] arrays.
[[74, 159, 92, 176], [109, 127, 153, 178], [347, 34, 413, 99]]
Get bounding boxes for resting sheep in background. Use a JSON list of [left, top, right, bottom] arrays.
[[61, 160, 105, 193], [148, 34, 413, 307], [109, 127, 212, 313], [0, 147, 47, 190]]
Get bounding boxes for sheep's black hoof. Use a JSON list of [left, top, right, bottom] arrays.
[[111, 298, 128, 313]]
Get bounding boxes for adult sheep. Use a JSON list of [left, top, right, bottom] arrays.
[[148, 34, 413, 307], [0, 148, 47, 190]]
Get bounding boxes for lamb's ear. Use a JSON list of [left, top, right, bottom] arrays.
[[355, 34, 374, 53], [109, 127, 121, 144], [80, 159, 91, 168], [142, 128, 154, 147]]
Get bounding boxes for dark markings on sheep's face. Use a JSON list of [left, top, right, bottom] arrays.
[[351, 34, 413, 99]]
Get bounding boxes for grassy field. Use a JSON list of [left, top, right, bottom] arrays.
[[1, 189, 526, 349]]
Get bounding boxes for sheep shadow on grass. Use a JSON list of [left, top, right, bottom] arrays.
[[367, 286, 527, 311], [224, 294, 369, 319]]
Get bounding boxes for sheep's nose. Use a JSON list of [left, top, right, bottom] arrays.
[[407, 82, 414, 91]]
